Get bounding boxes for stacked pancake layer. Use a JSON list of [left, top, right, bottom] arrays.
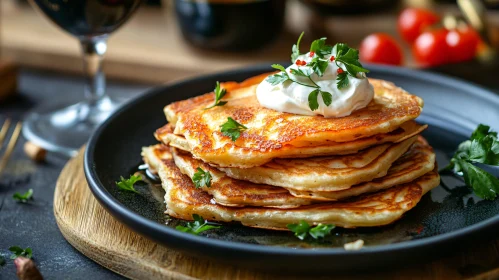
[[143, 75, 440, 230]]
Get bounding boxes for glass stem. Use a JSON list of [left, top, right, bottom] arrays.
[[80, 37, 108, 107]]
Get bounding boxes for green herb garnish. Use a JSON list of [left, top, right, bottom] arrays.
[[332, 43, 370, 88], [192, 167, 212, 189], [12, 189, 33, 203], [267, 33, 369, 110], [206, 81, 227, 109], [220, 117, 247, 141], [116, 175, 142, 193], [176, 214, 220, 235], [9, 246, 32, 260], [445, 124, 499, 199], [287, 220, 335, 240], [0, 255, 5, 267], [291, 31, 305, 63]]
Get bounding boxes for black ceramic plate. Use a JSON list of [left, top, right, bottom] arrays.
[[85, 64, 499, 272]]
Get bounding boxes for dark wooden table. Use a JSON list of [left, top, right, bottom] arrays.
[[0, 69, 151, 279]]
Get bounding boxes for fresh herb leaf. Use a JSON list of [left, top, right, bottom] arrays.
[[308, 57, 329, 77], [271, 64, 287, 72], [176, 214, 220, 235], [0, 255, 5, 267], [287, 220, 311, 240], [12, 189, 33, 203], [116, 175, 142, 193], [310, 37, 333, 58], [192, 167, 212, 189], [291, 31, 305, 63], [458, 159, 499, 200], [290, 67, 313, 77], [9, 246, 32, 260], [309, 224, 336, 239], [321, 91, 333, 106], [308, 89, 320, 111], [445, 124, 499, 200], [332, 43, 369, 89], [266, 72, 289, 86], [220, 117, 247, 141], [336, 72, 349, 89], [287, 220, 335, 240], [206, 81, 227, 109]]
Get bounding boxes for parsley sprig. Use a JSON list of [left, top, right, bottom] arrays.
[[333, 43, 370, 89], [9, 246, 32, 260], [445, 124, 499, 199], [116, 174, 142, 193], [192, 167, 212, 189], [267, 33, 369, 111], [220, 117, 247, 141], [206, 81, 227, 109], [13, 189, 33, 203], [287, 220, 335, 240], [176, 214, 221, 235]]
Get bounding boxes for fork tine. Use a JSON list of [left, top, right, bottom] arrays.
[[0, 121, 22, 176], [0, 118, 11, 148]]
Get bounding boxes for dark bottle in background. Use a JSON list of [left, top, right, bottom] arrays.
[[299, 0, 400, 15], [175, 0, 286, 51]]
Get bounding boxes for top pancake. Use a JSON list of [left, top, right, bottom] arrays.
[[163, 74, 423, 168]]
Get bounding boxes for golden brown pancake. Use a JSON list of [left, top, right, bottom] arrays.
[[288, 136, 436, 200], [218, 136, 417, 190], [159, 154, 440, 229], [142, 145, 316, 208], [156, 121, 427, 168], [163, 74, 423, 168]]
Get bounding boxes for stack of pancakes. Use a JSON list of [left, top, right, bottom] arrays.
[[142, 74, 440, 230]]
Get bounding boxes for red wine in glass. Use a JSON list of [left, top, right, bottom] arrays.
[[24, 0, 142, 156]]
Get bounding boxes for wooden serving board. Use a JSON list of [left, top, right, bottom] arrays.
[[54, 149, 499, 280]]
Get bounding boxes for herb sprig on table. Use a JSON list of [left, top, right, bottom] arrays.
[[13, 189, 33, 203], [287, 220, 335, 240], [192, 167, 212, 189], [9, 246, 33, 260], [0, 255, 5, 267], [116, 174, 142, 193], [176, 214, 221, 235], [444, 124, 499, 199], [266, 32, 369, 111]]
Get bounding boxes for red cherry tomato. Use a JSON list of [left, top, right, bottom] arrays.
[[446, 27, 480, 63], [398, 8, 440, 44], [413, 29, 449, 67], [359, 33, 404, 66]]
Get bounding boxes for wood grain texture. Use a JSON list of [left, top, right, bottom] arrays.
[[54, 149, 499, 280]]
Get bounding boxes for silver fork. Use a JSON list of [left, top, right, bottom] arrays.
[[0, 119, 22, 176]]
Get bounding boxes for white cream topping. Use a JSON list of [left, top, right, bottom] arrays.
[[256, 52, 374, 118]]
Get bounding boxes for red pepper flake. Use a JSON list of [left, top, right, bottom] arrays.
[[295, 60, 306, 66], [337, 68, 344, 74], [309, 52, 315, 57], [330, 56, 335, 62]]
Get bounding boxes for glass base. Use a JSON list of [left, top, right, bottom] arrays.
[[23, 97, 117, 157]]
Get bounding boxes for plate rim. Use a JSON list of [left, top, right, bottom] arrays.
[[84, 63, 499, 258]]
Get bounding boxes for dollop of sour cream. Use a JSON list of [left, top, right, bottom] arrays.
[[256, 52, 374, 118]]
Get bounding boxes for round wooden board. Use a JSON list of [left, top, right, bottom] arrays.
[[54, 149, 499, 280]]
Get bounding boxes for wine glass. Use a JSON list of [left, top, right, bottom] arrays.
[[24, 0, 143, 157]]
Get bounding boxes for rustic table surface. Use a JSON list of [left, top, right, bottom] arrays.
[[0, 69, 150, 279], [0, 67, 498, 279]]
